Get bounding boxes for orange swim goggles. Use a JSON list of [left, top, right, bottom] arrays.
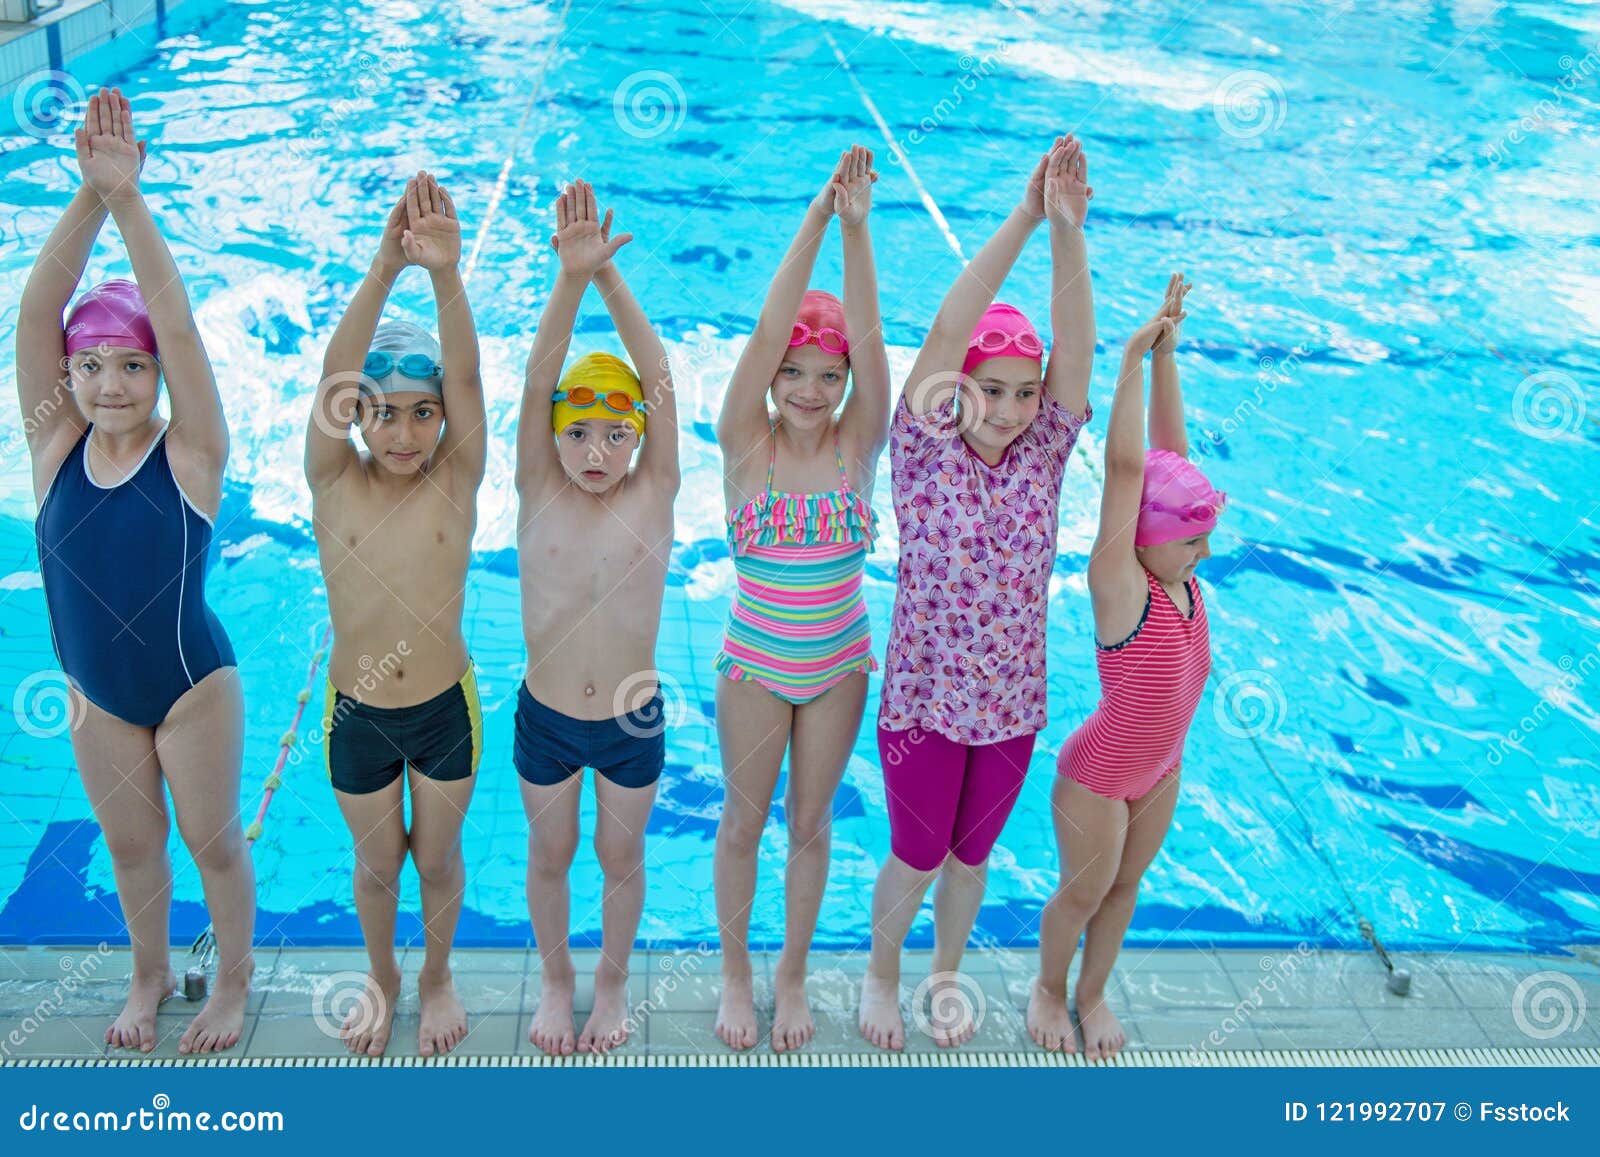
[[552, 385, 647, 417]]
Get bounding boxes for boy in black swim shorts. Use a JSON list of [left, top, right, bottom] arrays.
[[306, 173, 487, 1058]]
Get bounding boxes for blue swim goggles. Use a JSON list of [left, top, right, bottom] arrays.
[[363, 351, 443, 384]]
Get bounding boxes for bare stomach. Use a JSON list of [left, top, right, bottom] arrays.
[[327, 628, 470, 709], [523, 627, 663, 722]]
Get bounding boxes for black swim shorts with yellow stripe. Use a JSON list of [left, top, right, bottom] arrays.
[[324, 665, 483, 795]]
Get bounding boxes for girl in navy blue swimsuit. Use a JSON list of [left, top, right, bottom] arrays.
[[18, 88, 255, 1056]]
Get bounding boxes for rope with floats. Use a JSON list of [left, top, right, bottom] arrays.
[[183, 623, 330, 1001]]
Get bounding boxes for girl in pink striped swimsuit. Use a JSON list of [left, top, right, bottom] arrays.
[[1028, 275, 1226, 1061], [712, 147, 892, 1055]]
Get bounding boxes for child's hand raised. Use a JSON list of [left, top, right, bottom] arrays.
[[74, 87, 145, 205], [832, 145, 878, 227], [376, 183, 411, 271], [1150, 272, 1191, 355], [401, 171, 462, 272], [1044, 135, 1093, 229], [550, 179, 632, 278], [1021, 135, 1066, 221], [1124, 315, 1175, 360]]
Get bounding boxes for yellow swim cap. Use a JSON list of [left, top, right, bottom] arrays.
[[552, 352, 646, 438]]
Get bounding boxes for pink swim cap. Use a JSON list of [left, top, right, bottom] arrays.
[[64, 279, 158, 358], [1136, 449, 1226, 546], [791, 289, 849, 356], [961, 302, 1044, 379]]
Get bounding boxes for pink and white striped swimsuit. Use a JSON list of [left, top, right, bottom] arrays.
[[1057, 569, 1211, 800]]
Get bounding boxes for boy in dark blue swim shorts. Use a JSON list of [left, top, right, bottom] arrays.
[[513, 180, 680, 1057]]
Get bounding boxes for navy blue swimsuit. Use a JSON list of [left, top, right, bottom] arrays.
[[35, 425, 235, 727]]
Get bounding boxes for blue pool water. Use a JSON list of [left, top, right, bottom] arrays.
[[1, 1, 1597, 954]]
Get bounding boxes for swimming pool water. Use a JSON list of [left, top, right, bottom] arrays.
[[1, 0, 1597, 953]]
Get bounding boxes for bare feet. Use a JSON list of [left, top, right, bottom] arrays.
[[106, 969, 177, 1053], [339, 969, 400, 1058], [715, 966, 758, 1051], [857, 970, 904, 1050], [1026, 977, 1077, 1053], [926, 972, 980, 1048], [529, 967, 576, 1056], [179, 960, 253, 1055], [578, 968, 632, 1055], [418, 968, 468, 1057], [1076, 988, 1127, 1060], [771, 961, 814, 1053]]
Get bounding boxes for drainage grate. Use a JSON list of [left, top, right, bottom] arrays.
[[5, 1047, 1597, 1068]]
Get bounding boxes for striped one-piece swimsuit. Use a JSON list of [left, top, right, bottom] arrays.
[[715, 429, 877, 704], [1057, 569, 1211, 800]]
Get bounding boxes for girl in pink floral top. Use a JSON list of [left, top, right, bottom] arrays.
[[859, 137, 1096, 1052]]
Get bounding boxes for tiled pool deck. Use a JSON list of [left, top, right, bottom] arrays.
[[3, 945, 1598, 1065]]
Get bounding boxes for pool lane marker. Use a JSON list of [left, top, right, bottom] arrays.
[[820, 27, 967, 264], [184, 622, 331, 997], [465, 0, 578, 281]]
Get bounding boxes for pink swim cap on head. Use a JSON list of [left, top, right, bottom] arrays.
[[961, 302, 1043, 379], [791, 289, 849, 356], [64, 279, 158, 358], [1136, 449, 1226, 547]]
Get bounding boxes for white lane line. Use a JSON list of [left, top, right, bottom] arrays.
[[820, 27, 967, 264], [465, 0, 577, 281]]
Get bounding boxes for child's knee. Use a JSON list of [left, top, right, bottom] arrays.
[[104, 824, 169, 869], [594, 834, 644, 880], [785, 806, 831, 849], [1052, 873, 1114, 919], [182, 822, 246, 874], [411, 844, 463, 886], [529, 829, 579, 875], [355, 846, 407, 889], [718, 806, 767, 855]]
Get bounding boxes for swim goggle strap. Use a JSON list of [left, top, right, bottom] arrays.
[[552, 385, 648, 418], [1142, 493, 1228, 524], [362, 351, 443, 383], [968, 328, 1044, 359], [789, 322, 849, 355]]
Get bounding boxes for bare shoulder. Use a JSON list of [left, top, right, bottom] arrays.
[[723, 414, 773, 481], [31, 422, 87, 504], [1087, 560, 1150, 647], [162, 427, 226, 520]]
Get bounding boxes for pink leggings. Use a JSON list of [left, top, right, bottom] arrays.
[[878, 724, 1038, 872]]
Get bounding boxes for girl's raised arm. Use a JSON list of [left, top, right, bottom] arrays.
[[834, 145, 890, 466], [1091, 315, 1174, 581], [716, 154, 842, 452], [16, 184, 105, 467], [91, 89, 226, 474], [904, 138, 1064, 416], [1147, 273, 1192, 457], [1041, 137, 1095, 420]]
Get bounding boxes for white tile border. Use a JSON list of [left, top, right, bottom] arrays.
[[0, 0, 203, 96]]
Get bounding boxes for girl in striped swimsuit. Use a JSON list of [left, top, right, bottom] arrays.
[[713, 146, 891, 1053], [1029, 275, 1225, 1060]]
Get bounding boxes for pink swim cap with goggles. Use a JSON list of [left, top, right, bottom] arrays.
[[961, 302, 1044, 379], [64, 279, 158, 358], [1136, 449, 1226, 546], [789, 289, 849, 356]]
